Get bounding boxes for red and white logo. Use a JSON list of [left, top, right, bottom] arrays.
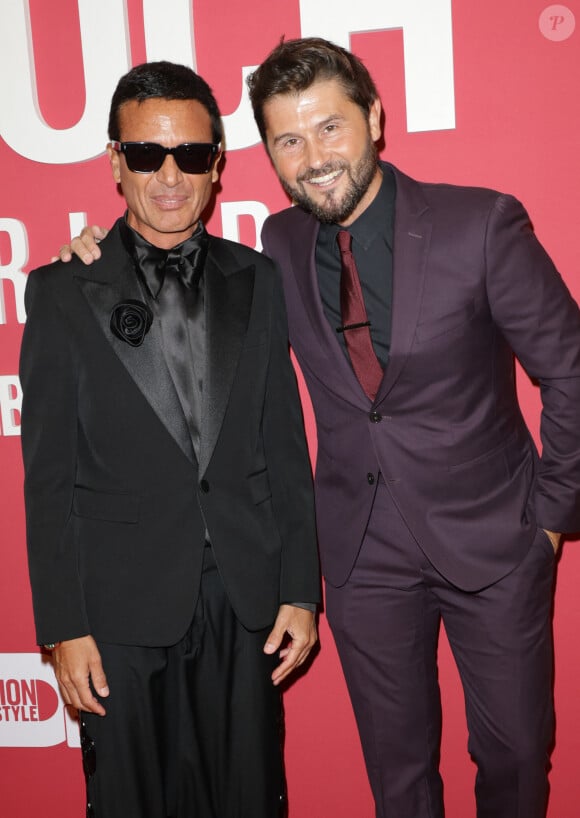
[[0, 654, 79, 748]]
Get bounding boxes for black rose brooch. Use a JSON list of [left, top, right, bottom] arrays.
[[110, 300, 153, 347]]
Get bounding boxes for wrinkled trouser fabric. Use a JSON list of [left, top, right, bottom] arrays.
[[81, 545, 285, 818], [326, 480, 555, 818]]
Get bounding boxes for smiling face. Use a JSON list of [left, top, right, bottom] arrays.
[[263, 79, 383, 226], [108, 97, 220, 249]]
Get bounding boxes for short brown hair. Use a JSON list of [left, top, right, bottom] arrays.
[[247, 37, 379, 143]]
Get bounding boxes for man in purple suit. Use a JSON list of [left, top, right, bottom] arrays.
[[246, 38, 580, 818], [62, 39, 580, 818]]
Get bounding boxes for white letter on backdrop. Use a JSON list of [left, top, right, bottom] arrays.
[[143, 0, 196, 66], [299, 0, 455, 132], [136, 2, 261, 149], [1, 0, 262, 158], [0, 218, 28, 325], [0, 0, 131, 163], [0, 376, 22, 436], [220, 201, 270, 251]]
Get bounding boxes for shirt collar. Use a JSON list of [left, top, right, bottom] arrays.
[[318, 163, 396, 251]]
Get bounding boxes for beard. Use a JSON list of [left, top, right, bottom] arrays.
[[278, 136, 378, 224]]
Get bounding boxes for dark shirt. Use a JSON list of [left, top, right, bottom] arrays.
[[119, 217, 205, 459], [315, 164, 395, 368]]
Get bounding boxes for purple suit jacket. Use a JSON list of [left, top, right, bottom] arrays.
[[262, 163, 580, 591]]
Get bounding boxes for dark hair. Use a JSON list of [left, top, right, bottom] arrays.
[[247, 37, 379, 142], [108, 61, 223, 144]]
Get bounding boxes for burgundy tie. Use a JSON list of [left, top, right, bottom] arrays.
[[337, 229, 383, 400]]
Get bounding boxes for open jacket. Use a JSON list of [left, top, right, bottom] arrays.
[[21, 220, 320, 646]]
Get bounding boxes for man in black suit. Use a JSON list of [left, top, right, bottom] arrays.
[[20, 61, 320, 818]]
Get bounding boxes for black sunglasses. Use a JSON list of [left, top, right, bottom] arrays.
[[111, 141, 220, 174]]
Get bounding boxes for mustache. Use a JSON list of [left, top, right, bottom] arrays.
[[297, 162, 347, 183]]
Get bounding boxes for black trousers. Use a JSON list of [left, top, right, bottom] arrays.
[[81, 546, 286, 818]]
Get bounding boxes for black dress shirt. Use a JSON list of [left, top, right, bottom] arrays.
[[119, 217, 205, 459], [315, 164, 396, 368]]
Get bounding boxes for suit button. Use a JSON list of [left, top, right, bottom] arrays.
[[199, 479, 210, 493], [369, 411, 382, 423], [367, 473, 375, 485]]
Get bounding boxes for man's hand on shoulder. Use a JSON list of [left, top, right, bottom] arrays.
[[264, 604, 318, 686], [52, 635, 109, 715], [52, 225, 108, 265]]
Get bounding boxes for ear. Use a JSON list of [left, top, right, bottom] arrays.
[[368, 98, 382, 143], [107, 143, 122, 184], [210, 151, 223, 184]]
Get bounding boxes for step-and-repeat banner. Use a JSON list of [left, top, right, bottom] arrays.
[[1, 1, 579, 816]]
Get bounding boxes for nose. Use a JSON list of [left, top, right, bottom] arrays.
[[303, 136, 330, 169], [155, 153, 182, 186]]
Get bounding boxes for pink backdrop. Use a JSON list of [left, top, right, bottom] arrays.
[[1, 1, 579, 816]]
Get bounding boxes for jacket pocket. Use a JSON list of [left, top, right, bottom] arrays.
[[415, 300, 475, 343], [248, 469, 272, 505], [72, 487, 140, 523], [447, 428, 519, 472]]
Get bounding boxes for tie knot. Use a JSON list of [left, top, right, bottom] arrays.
[[121, 219, 209, 299], [164, 249, 203, 292], [337, 229, 353, 256], [164, 249, 182, 275]]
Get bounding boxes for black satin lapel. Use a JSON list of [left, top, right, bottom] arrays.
[[74, 260, 195, 463], [199, 254, 254, 475], [376, 199, 431, 403], [289, 216, 365, 406]]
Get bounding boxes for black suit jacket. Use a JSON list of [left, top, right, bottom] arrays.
[[20, 221, 320, 646]]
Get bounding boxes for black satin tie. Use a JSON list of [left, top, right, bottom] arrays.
[[156, 266, 204, 459]]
